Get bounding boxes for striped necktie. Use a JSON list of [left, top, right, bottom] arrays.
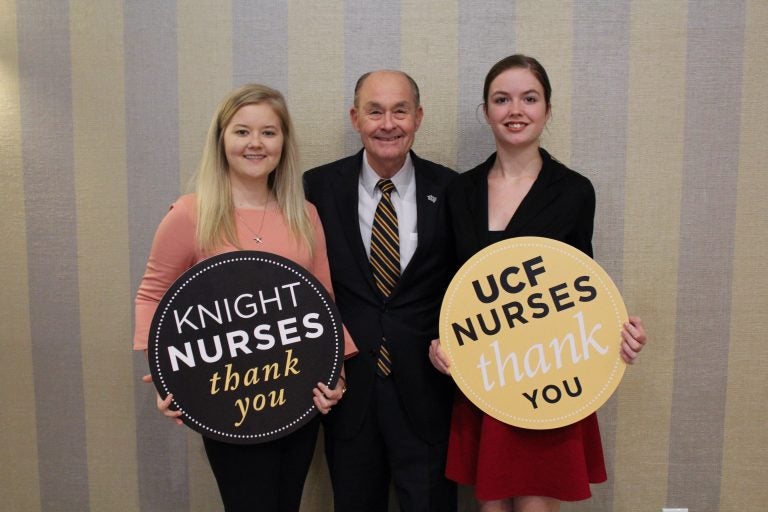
[[370, 178, 399, 376]]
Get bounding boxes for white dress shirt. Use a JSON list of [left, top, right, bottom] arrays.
[[358, 150, 418, 272]]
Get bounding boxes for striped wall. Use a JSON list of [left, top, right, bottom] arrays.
[[615, 2, 686, 511], [1, 1, 766, 511]]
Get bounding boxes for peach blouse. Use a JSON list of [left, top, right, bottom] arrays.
[[133, 193, 357, 357]]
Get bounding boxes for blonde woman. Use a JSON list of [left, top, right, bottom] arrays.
[[134, 84, 355, 512]]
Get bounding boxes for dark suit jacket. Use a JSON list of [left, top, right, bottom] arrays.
[[446, 148, 596, 265], [304, 150, 457, 443]]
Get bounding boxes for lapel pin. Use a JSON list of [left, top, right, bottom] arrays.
[[427, 195, 437, 203]]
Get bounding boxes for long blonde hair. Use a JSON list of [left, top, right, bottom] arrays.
[[193, 84, 313, 254]]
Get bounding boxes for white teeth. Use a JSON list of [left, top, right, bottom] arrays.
[[507, 123, 525, 129]]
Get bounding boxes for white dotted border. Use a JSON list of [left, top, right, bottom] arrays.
[[150, 253, 342, 441], [441, 238, 626, 427]]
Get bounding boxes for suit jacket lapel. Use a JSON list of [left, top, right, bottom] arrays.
[[505, 149, 566, 236], [396, 152, 447, 290], [331, 151, 380, 296], [400, 154, 433, 282], [466, 150, 566, 242], [469, 154, 493, 246]]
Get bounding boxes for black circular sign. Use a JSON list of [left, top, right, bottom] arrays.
[[148, 251, 344, 444]]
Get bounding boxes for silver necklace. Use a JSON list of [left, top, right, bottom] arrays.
[[235, 201, 270, 243]]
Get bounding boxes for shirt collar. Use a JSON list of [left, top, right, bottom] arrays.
[[360, 150, 414, 198]]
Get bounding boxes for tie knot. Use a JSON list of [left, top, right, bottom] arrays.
[[377, 179, 395, 195]]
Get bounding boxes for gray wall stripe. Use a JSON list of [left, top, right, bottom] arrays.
[[572, 3, 631, 510], [232, 1, 289, 96], [16, 2, 90, 510], [456, 0, 515, 172], [572, 1, 630, 279], [343, 0, 401, 155], [668, 2, 745, 510], [123, 2, 187, 511]]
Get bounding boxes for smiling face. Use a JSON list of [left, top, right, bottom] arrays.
[[223, 103, 284, 188], [484, 67, 550, 150], [350, 71, 423, 178]]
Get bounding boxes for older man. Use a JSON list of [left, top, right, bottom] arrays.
[[304, 70, 457, 512]]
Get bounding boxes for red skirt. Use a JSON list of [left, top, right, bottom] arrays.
[[445, 392, 607, 501]]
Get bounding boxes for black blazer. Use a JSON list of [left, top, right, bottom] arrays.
[[447, 148, 596, 265], [304, 150, 457, 443]]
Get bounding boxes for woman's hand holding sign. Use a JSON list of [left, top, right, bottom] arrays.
[[620, 316, 647, 364], [313, 373, 346, 414], [429, 339, 451, 376], [142, 374, 183, 425]]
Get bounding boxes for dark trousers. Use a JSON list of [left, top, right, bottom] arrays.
[[324, 377, 456, 512], [203, 416, 320, 512]]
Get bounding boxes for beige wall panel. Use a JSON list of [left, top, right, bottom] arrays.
[[177, 4, 233, 508], [288, 1, 345, 170], [401, 0, 458, 169], [515, 0, 573, 162], [0, 0, 41, 509], [178, 0, 233, 191], [614, 2, 687, 509], [69, 2, 139, 509], [720, 1, 768, 509]]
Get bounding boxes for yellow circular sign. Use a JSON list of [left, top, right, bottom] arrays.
[[439, 237, 627, 430]]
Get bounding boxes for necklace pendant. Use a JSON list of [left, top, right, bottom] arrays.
[[254, 236, 263, 243]]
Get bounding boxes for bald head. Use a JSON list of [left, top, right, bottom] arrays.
[[353, 70, 420, 109]]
